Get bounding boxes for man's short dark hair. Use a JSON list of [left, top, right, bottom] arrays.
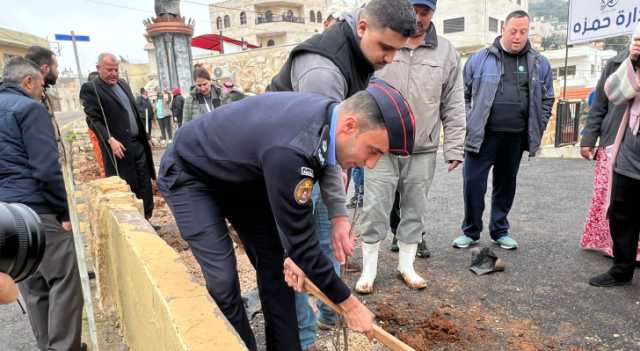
[[362, 0, 416, 37], [193, 67, 211, 81], [25, 46, 55, 67], [340, 90, 384, 133], [505, 10, 530, 25]]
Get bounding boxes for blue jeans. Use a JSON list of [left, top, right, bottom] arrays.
[[351, 167, 364, 196], [296, 184, 340, 349]]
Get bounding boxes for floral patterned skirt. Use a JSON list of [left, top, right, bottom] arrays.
[[580, 148, 640, 260]]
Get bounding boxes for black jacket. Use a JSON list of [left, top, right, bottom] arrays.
[[0, 84, 69, 221], [267, 19, 374, 97], [136, 95, 155, 121], [79, 78, 156, 182], [171, 94, 185, 118], [581, 49, 628, 147]]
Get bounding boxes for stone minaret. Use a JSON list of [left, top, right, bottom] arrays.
[[144, 0, 194, 94]]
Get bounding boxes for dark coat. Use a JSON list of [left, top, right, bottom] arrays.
[[136, 95, 155, 122], [580, 49, 628, 147], [79, 78, 156, 182], [0, 84, 69, 221], [170, 94, 185, 119]]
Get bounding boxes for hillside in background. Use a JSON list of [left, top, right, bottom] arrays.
[[529, 0, 568, 23]]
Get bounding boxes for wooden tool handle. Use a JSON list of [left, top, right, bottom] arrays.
[[303, 277, 415, 351]]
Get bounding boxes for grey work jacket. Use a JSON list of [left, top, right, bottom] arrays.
[[375, 25, 466, 161]]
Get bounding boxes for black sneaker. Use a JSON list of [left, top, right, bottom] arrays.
[[416, 240, 431, 259], [346, 196, 358, 209], [390, 234, 399, 252], [589, 272, 632, 287]]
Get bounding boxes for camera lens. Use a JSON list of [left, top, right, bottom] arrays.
[[0, 202, 46, 282]]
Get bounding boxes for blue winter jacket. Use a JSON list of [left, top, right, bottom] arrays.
[[0, 84, 69, 221], [463, 40, 555, 155]]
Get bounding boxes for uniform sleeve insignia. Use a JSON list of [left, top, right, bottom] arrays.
[[300, 167, 314, 178], [294, 178, 314, 205]]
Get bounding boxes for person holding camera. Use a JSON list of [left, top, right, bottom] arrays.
[[0, 57, 84, 350]]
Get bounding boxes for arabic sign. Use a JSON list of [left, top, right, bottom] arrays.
[[568, 0, 640, 44]]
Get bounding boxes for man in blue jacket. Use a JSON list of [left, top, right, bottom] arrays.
[[0, 57, 84, 350], [453, 10, 555, 250]]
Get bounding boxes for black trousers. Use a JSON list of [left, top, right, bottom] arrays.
[[157, 154, 300, 351], [158, 117, 173, 141], [390, 191, 400, 234], [129, 141, 154, 219], [608, 172, 640, 280], [103, 140, 154, 219], [462, 131, 525, 240]]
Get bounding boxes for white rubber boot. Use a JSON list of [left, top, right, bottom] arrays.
[[397, 241, 427, 289], [355, 241, 380, 294]]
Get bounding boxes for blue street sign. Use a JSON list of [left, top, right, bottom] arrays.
[[54, 34, 90, 42]]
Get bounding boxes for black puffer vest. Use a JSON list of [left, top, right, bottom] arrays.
[[267, 20, 374, 98]]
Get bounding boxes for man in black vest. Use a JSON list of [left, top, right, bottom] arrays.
[[80, 53, 155, 219], [268, 1, 416, 349]]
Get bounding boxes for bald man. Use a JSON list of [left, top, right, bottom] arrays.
[[79, 53, 156, 219]]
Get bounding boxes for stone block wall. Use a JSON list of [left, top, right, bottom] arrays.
[[194, 44, 294, 94], [75, 177, 246, 351]]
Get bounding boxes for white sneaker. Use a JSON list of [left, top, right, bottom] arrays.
[[355, 241, 380, 294], [397, 241, 427, 289]]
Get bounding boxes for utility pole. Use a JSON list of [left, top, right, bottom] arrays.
[[55, 31, 91, 86], [70, 30, 83, 84]]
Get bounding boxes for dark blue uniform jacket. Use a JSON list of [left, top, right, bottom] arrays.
[[167, 92, 350, 304]]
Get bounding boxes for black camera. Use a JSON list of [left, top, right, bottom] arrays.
[[0, 202, 46, 282]]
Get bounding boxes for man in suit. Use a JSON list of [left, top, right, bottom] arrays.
[[80, 53, 155, 219]]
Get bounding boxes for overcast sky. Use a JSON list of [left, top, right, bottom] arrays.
[[1, 0, 358, 77]]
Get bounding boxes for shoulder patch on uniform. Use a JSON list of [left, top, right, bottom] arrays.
[[300, 167, 314, 178], [294, 178, 314, 205]]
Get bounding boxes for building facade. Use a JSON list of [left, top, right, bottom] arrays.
[[435, 0, 528, 55], [0, 27, 49, 74], [543, 45, 617, 90], [208, 0, 329, 48]]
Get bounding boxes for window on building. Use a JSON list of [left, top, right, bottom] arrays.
[[286, 10, 294, 22], [216, 17, 222, 30], [591, 64, 596, 75], [265, 10, 273, 22], [267, 39, 275, 46], [517, 0, 522, 4], [224, 15, 231, 28], [443, 17, 465, 33], [489, 17, 499, 32], [240, 12, 247, 25], [310, 10, 316, 23], [558, 65, 577, 77], [317, 11, 322, 22]]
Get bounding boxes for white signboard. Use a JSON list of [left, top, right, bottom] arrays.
[[568, 0, 640, 44]]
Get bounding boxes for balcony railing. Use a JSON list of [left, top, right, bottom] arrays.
[[256, 15, 305, 25]]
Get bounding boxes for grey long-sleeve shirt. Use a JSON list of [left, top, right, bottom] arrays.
[[290, 53, 349, 218]]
